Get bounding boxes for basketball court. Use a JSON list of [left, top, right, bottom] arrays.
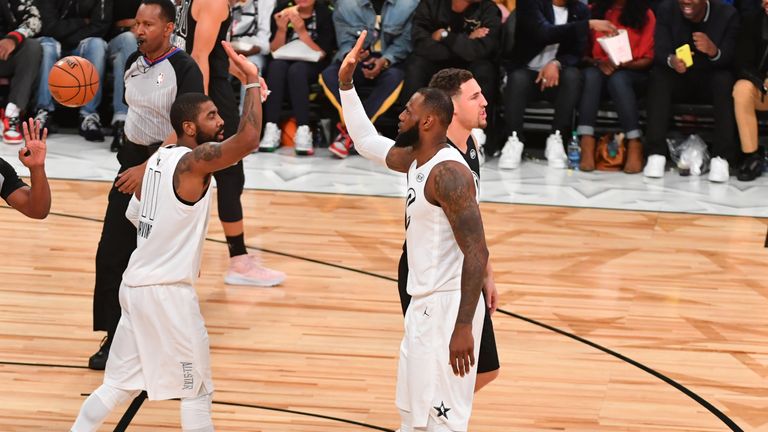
[[1, 138, 767, 431]]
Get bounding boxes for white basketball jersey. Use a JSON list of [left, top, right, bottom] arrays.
[[122, 146, 212, 287], [405, 146, 478, 297]]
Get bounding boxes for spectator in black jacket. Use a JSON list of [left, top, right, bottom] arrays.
[[403, 0, 501, 113], [732, 2, 768, 181], [0, 0, 42, 145], [642, 0, 739, 182], [34, 0, 112, 143], [498, 0, 616, 170]]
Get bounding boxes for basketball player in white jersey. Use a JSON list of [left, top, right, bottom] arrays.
[[70, 42, 267, 432], [340, 31, 489, 432]]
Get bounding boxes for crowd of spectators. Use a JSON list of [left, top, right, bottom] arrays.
[[2, 0, 768, 182]]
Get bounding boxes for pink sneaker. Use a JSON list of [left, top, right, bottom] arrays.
[[225, 254, 286, 287]]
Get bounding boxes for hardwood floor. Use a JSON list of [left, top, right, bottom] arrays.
[[1, 179, 766, 431]]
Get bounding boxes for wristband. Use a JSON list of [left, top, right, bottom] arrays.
[[244, 82, 261, 90]]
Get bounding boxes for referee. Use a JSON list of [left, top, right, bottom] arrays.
[[90, 0, 204, 370]]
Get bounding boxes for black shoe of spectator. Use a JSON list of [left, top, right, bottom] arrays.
[[88, 336, 111, 370], [34, 109, 56, 134], [737, 152, 764, 182], [79, 113, 105, 142], [111, 121, 125, 153]]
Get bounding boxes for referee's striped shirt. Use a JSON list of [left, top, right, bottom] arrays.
[[123, 47, 204, 146]]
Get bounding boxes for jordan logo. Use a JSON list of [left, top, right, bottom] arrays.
[[434, 401, 451, 419], [423, 308, 430, 317]]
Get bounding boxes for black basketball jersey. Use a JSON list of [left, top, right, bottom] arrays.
[[447, 135, 480, 180], [174, 0, 232, 80]]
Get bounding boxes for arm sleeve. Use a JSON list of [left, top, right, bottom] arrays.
[[0, 158, 28, 203], [442, 4, 502, 62], [411, 1, 453, 61], [339, 87, 394, 167], [125, 195, 141, 228]]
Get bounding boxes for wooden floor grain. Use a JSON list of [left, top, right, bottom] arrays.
[[1, 179, 767, 431]]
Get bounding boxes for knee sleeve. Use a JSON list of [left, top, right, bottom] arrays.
[[180, 392, 214, 432], [213, 162, 245, 223], [71, 384, 139, 432]]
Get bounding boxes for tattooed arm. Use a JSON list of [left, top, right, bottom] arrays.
[[425, 160, 489, 377], [173, 41, 265, 203]]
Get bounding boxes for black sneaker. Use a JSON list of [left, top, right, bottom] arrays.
[[111, 121, 125, 152], [34, 109, 55, 134], [737, 152, 764, 182], [88, 335, 111, 370], [79, 113, 105, 142]]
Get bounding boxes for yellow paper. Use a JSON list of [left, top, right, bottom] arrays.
[[676, 44, 693, 67]]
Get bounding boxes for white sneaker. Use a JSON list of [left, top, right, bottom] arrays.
[[708, 156, 729, 183], [545, 131, 567, 169], [470, 128, 486, 166], [259, 122, 281, 152], [643, 154, 666, 178], [498, 132, 523, 170], [294, 125, 314, 155]]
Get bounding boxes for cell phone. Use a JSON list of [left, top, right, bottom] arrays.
[[676, 44, 693, 67]]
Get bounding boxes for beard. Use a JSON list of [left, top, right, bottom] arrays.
[[196, 126, 224, 144], [394, 125, 420, 148]]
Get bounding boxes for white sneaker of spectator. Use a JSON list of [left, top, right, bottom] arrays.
[[708, 156, 729, 183], [643, 155, 666, 178], [294, 125, 314, 156], [259, 122, 281, 152], [498, 132, 523, 170], [470, 128, 486, 166], [545, 131, 567, 169]]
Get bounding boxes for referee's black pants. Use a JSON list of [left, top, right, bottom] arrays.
[[93, 141, 159, 337]]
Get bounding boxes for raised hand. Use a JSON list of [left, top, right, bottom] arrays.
[[222, 41, 269, 101], [19, 118, 47, 169], [339, 30, 368, 89]]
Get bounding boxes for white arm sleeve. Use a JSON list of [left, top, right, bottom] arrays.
[[340, 87, 395, 168], [125, 195, 141, 228]]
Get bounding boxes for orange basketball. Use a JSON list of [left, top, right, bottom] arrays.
[[48, 56, 100, 108]]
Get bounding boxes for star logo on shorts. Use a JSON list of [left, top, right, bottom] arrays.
[[434, 401, 451, 419]]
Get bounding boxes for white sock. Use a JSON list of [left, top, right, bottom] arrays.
[[5, 103, 19, 118], [180, 392, 214, 432], [71, 384, 140, 432]]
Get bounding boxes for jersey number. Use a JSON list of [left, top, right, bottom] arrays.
[[140, 168, 162, 221]]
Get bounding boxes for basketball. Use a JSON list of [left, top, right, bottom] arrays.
[[47, 56, 100, 108]]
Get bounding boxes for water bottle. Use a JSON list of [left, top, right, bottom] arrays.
[[567, 131, 581, 169]]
